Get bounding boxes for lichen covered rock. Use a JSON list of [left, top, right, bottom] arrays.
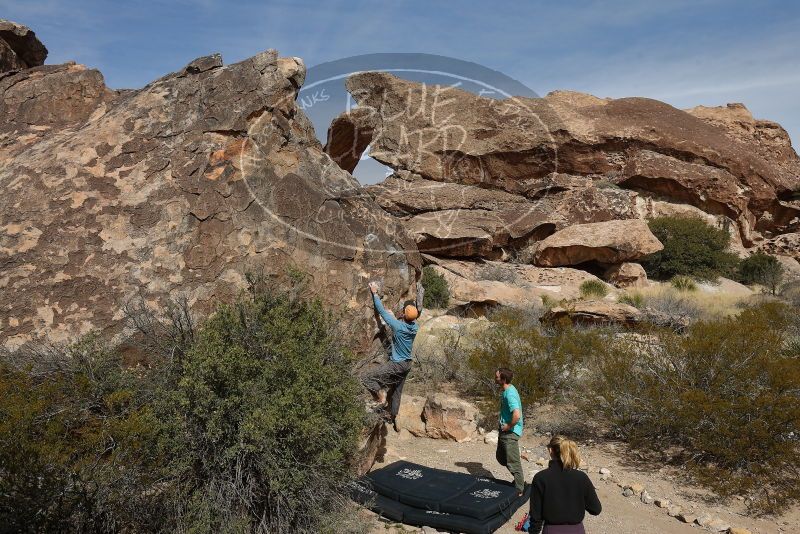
[[0, 51, 420, 350]]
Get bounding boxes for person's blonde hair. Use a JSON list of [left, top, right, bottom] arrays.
[[548, 435, 581, 470]]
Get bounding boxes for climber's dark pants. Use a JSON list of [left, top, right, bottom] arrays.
[[362, 359, 412, 417]]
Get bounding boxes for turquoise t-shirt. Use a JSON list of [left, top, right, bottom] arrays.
[[500, 385, 524, 436]]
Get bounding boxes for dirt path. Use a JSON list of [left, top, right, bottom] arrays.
[[364, 431, 797, 534]]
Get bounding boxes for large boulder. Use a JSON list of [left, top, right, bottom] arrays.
[[392, 393, 480, 443], [0, 19, 47, 72], [532, 219, 663, 267], [0, 51, 421, 350], [603, 262, 648, 288], [404, 209, 512, 259], [330, 73, 800, 245], [369, 171, 639, 259], [542, 301, 642, 326], [422, 393, 479, 442], [687, 103, 798, 186], [393, 395, 427, 437], [425, 256, 605, 314]]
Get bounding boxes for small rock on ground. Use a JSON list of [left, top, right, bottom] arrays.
[[667, 505, 683, 517], [654, 498, 670, 508], [706, 519, 731, 532]]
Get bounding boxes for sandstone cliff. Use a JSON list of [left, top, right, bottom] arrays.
[[0, 48, 420, 350], [325, 72, 800, 303], [328, 72, 800, 251], [4, 21, 800, 345]]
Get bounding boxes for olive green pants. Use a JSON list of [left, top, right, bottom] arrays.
[[496, 431, 525, 492]]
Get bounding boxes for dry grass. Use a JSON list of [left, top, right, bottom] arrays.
[[618, 282, 749, 319]]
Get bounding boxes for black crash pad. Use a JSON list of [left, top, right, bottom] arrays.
[[352, 461, 532, 533], [403, 487, 531, 534], [439, 476, 520, 519], [349, 479, 406, 523], [366, 460, 477, 512]]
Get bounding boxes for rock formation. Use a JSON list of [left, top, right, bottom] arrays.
[[325, 71, 800, 309], [394, 393, 480, 443], [531, 219, 663, 267], [542, 301, 643, 326], [369, 171, 638, 260], [603, 262, 648, 288], [328, 72, 800, 248], [0, 39, 420, 350], [425, 256, 603, 314], [0, 19, 47, 72], [4, 18, 800, 345]]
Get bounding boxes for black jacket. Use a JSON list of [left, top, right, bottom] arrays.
[[529, 460, 602, 533]]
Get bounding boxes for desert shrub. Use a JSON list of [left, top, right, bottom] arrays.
[[579, 279, 609, 299], [158, 285, 365, 533], [0, 337, 163, 533], [781, 281, 800, 306], [596, 179, 621, 189], [618, 292, 644, 308], [641, 216, 739, 280], [670, 275, 697, 292], [1, 282, 367, 533], [479, 263, 519, 284], [589, 303, 800, 513], [412, 326, 472, 389], [123, 294, 196, 362], [737, 252, 784, 294], [422, 265, 450, 309], [638, 289, 704, 331], [465, 308, 609, 403], [540, 294, 557, 310]]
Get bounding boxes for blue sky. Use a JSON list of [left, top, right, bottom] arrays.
[[4, 0, 799, 150]]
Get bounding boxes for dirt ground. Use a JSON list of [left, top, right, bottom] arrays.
[[362, 431, 798, 534]]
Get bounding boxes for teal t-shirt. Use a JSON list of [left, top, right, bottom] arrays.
[[372, 293, 418, 362], [500, 385, 524, 436]]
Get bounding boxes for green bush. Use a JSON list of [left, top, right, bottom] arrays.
[[0, 284, 367, 533], [0, 337, 163, 533], [670, 275, 697, 292], [540, 294, 557, 310], [590, 303, 800, 513], [422, 265, 450, 309], [466, 308, 607, 403], [579, 279, 609, 299], [641, 216, 739, 281], [737, 252, 784, 294], [618, 292, 644, 308], [158, 286, 365, 533]]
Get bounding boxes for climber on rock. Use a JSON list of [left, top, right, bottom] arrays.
[[362, 281, 422, 428]]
